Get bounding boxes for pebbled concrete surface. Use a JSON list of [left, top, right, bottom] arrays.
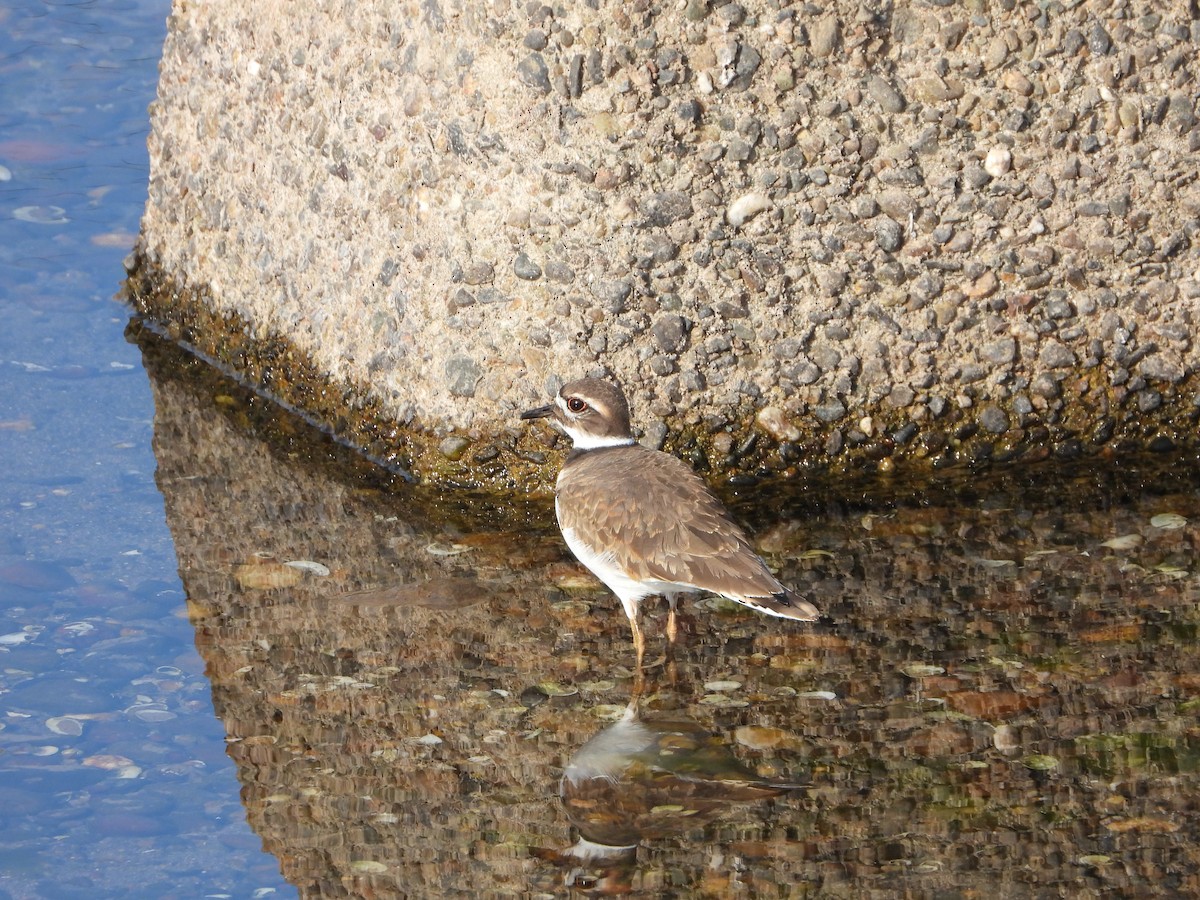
[[132, 0, 1200, 485]]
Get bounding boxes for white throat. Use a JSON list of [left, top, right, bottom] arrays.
[[565, 430, 637, 450]]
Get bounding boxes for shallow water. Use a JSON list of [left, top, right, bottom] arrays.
[[132, 330, 1200, 898], [0, 2, 291, 896], [4, 2, 1200, 898]]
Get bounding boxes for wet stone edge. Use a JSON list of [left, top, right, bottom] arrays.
[[123, 252, 1200, 495]]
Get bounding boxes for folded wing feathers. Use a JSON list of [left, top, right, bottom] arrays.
[[558, 447, 820, 620]]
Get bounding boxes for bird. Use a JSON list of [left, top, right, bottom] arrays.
[[520, 377, 820, 675]]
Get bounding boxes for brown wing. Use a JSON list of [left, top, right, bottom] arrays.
[[556, 445, 786, 599]]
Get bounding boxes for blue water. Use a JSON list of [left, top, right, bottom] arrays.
[[0, 2, 293, 896]]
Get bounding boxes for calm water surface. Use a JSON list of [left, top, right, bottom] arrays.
[[0, 1, 291, 897], [5, 3, 1200, 900], [129, 332, 1200, 899]]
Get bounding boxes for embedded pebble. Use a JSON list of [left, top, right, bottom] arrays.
[[284, 560, 330, 576], [978, 405, 1009, 435], [875, 217, 904, 252], [809, 17, 840, 58], [726, 193, 771, 228], [439, 435, 470, 459], [1150, 513, 1187, 530], [1031, 374, 1061, 399], [516, 53, 550, 94], [513, 252, 542, 280], [652, 314, 688, 353], [1022, 754, 1060, 772], [460, 261, 493, 285], [46, 716, 84, 736], [1088, 22, 1112, 55], [757, 406, 800, 442], [642, 191, 693, 226], [868, 76, 906, 114], [703, 680, 743, 692], [814, 267, 847, 297], [544, 260, 574, 283], [984, 147, 1012, 178], [233, 560, 303, 590], [902, 664, 945, 678], [1101, 534, 1142, 550], [446, 354, 481, 397], [983, 339, 1016, 365], [726, 43, 761, 91], [591, 279, 632, 312]]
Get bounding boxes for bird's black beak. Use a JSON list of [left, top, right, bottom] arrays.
[[520, 403, 554, 421]]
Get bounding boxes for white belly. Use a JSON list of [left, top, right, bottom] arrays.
[[557, 499, 692, 618]]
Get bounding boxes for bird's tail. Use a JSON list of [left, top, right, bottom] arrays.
[[733, 588, 820, 621]]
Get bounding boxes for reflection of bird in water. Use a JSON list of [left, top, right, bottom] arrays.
[[536, 703, 806, 891], [520, 378, 820, 684]]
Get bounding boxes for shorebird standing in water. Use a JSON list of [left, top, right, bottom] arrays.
[[521, 377, 820, 677]]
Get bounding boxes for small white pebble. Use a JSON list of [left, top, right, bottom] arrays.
[[284, 559, 331, 576], [726, 192, 771, 228], [984, 146, 1012, 178], [796, 690, 838, 701], [703, 680, 742, 692], [756, 406, 800, 442]]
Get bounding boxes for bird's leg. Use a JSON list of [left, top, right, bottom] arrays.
[[629, 611, 647, 698], [665, 593, 679, 644], [631, 611, 645, 671]]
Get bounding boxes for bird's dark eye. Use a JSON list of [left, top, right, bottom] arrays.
[[566, 397, 587, 413]]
